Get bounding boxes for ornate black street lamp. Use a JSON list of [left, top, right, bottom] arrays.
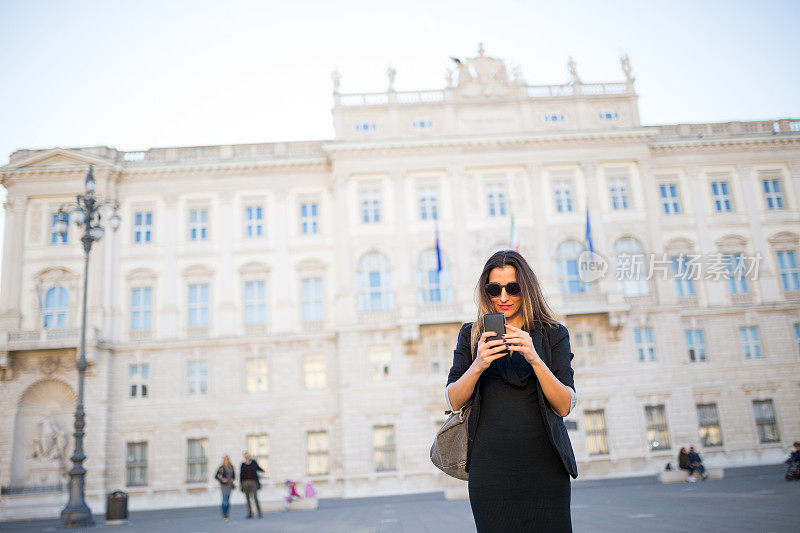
[[56, 166, 120, 528]]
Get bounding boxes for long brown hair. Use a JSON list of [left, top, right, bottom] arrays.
[[469, 250, 558, 350]]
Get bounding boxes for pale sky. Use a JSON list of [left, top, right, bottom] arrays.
[[1, 0, 799, 281]]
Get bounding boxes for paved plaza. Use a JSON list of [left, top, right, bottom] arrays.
[[1, 465, 798, 532]]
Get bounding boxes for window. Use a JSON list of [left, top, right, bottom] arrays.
[[776, 251, 800, 291], [685, 329, 706, 362], [126, 442, 147, 487], [723, 253, 748, 294], [614, 238, 649, 296], [244, 281, 267, 325], [43, 286, 68, 329], [584, 409, 609, 455], [187, 361, 208, 395], [555, 241, 589, 295], [354, 122, 376, 132], [418, 186, 438, 221], [697, 404, 722, 447], [427, 340, 449, 375], [360, 189, 381, 224], [545, 113, 565, 122], [739, 326, 761, 359], [246, 434, 270, 476], [762, 178, 784, 210], [486, 183, 507, 217], [752, 400, 779, 443], [659, 184, 680, 215], [133, 211, 152, 243], [608, 176, 630, 210], [369, 344, 391, 380], [188, 284, 210, 327], [572, 331, 595, 367], [711, 181, 732, 212], [634, 327, 656, 362], [188, 208, 208, 240], [671, 256, 695, 297], [644, 405, 670, 450], [795, 323, 800, 355], [128, 364, 149, 398], [307, 431, 329, 475], [301, 277, 324, 322], [599, 110, 618, 121], [300, 202, 319, 235], [412, 119, 433, 129], [130, 287, 153, 331], [244, 206, 263, 238], [187, 438, 208, 482], [357, 252, 393, 312], [246, 357, 268, 392], [50, 212, 68, 244], [303, 354, 326, 389], [417, 249, 453, 304], [373, 425, 396, 471], [553, 180, 574, 213]]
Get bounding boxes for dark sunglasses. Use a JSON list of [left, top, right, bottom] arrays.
[[485, 282, 521, 297]]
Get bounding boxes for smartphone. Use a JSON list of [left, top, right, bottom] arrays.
[[483, 312, 508, 354]]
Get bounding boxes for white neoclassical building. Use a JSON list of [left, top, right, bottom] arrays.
[[1, 46, 799, 520]]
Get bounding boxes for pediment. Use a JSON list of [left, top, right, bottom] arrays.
[[4, 148, 114, 170]]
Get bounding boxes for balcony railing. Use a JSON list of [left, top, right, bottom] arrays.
[[1, 483, 64, 496], [338, 81, 633, 107], [416, 302, 462, 324], [656, 119, 800, 139], [6, 328, 81, 350], [244, 323, 271, 336]]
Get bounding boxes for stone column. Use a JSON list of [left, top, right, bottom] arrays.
[[685, 165, 719, 307], [390, 170, 413, 318], [216, 192, 236, 334], [738, 163, 778, 302], [272, 189, 292, 332], [160, 194, 179, 338], [0, 194, 27, 331], [789, 161, 800, 210], [332, 174, 356, 327]]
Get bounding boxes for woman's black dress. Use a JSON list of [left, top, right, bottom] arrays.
[[468, 354, 572, 532]]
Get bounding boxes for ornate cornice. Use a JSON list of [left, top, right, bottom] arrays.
[[650, 134, 800, 152], [323, 128, 657, 156]]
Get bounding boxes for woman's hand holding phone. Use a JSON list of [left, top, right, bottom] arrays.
[[473, 331, 508, 372], [503, 324, 542, 367]]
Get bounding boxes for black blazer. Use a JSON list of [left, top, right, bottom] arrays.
[[446, 321, 578, 479]]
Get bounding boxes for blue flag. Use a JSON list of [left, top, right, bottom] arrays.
[[435, 219, 443, 272], [584, 202, 594, 253]]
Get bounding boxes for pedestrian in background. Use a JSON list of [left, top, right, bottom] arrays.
[[688, 446, 708, 480], [214, 455, 236, 520], [240, 451, 264, 518]]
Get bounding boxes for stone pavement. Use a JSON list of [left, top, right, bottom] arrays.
[[2, 465, 798, 532]]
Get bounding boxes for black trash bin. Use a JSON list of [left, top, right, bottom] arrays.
[[105, 490, 128, 524]]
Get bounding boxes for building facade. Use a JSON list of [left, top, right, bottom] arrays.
[[1, 47, 799, 519]]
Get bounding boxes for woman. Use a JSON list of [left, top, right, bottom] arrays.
[[215, 455, 236, 520], [678, 447, 692, 480], [446, 250, 578, 532]]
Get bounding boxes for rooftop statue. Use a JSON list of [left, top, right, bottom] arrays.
[[620, 53, 634, 83], [567, 56, 581, 85], [448, 43, 525, 99]]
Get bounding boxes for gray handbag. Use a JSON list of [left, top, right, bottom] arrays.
[[430, 397, 471, 480]]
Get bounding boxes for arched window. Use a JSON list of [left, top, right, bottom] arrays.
[[417, 248, 453, 304], [613, 238, 650, 296], [43, 286, 68, 328], [555, 241, 588, 295], [358, 252, 393, 312]]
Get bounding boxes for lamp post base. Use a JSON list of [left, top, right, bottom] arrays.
[[61, 504, 95, 528]]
